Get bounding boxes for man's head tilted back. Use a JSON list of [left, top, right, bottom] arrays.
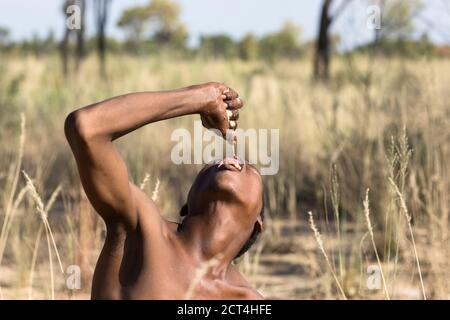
[[179, 156, 264, 260]]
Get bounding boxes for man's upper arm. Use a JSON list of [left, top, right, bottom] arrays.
[[65, 111, 145, 229]]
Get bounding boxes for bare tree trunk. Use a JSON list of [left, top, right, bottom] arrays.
[[314, 0, 333, 81], [374, 0, 386, 45], [61, 28, 70, 77], [75, 0, 86, 71], [94, 0, 111, 78], [60, 0, 74, 77], [313, 0, 352, 81]]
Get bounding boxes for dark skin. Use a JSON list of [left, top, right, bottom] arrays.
[[64, 82, 264, 300]]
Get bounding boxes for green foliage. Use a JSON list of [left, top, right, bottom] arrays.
[[354, 34, 436, 58], [238, 34, 259, 61], [199, 34, 236, 59], [147, 0, 181, 30], [117, 0, 187, 53], [0, 65, 24, 134], [197, 21, 304, 61], [378, 0, 423, 40], [145, 0, 187, 50], [259, 21, 304, 61], [11, 31, 57, 56], [117, 6, 151, 44], [0, 26, 10, 46]]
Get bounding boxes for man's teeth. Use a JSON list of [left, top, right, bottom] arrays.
[[232, 162, 242, 170], [217, 157, 242, 170]]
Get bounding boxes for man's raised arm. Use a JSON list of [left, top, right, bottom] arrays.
[[64, 83, 242, 230]]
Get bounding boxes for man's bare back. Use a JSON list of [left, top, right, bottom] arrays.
[[65, 83, 265, 300]]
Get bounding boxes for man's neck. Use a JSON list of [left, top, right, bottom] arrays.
[[177, 205, 248, 278]]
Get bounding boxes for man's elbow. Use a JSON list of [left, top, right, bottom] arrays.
[[64, 110, 94, 146]]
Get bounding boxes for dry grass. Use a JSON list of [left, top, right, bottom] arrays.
[[307, 211, 347, 299], [363, 189, 390, 299], [0, 53, 449, 299]]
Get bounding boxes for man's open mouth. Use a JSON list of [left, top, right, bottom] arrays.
[[216, 156, 245, 171]]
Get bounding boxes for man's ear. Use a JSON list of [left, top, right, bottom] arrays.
[[179, 204, 188, 216], [255, 215, 264, 233]]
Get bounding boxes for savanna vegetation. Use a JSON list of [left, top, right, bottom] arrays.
[[0, 0, 449, 299]]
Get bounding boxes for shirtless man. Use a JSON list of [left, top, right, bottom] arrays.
[[64, 82, 265, 299]]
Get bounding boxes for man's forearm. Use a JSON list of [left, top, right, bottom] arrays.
[[67, 85, 206, 142]]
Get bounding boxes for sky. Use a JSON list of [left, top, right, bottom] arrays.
[[0, 0, 448, 49]]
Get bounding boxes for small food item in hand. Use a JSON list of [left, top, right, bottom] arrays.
[[222, 87, 241, 156]]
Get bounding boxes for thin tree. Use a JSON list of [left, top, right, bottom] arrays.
[[61, 0, 74, 76], [94, 0, 111, 77], [75, 0, 86, 71], [61, 0, 86, 76], [373, 0, 386, 44], [313, 0, 352, 81]]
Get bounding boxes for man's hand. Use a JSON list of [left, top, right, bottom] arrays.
[[197, 83, 243, 137]]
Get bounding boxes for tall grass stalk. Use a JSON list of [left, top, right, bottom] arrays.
[[363, 189, 390, 299], [22, 172, 63, 299], [27, 185, 61, 299], [28, 224, 43, 299], [0, 113, 26, 266], [151, 179, 161, 202], [330, 166, 344, 280], [139, 173, 150, 190], [308, 211, 347, 299], [388, 178, 427, 300]]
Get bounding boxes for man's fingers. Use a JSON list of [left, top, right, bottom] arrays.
[[229, 120, 238, 130], [226, 98, 243, 109], [201, 118, 213, 129], [223, 88, 239, 100]]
